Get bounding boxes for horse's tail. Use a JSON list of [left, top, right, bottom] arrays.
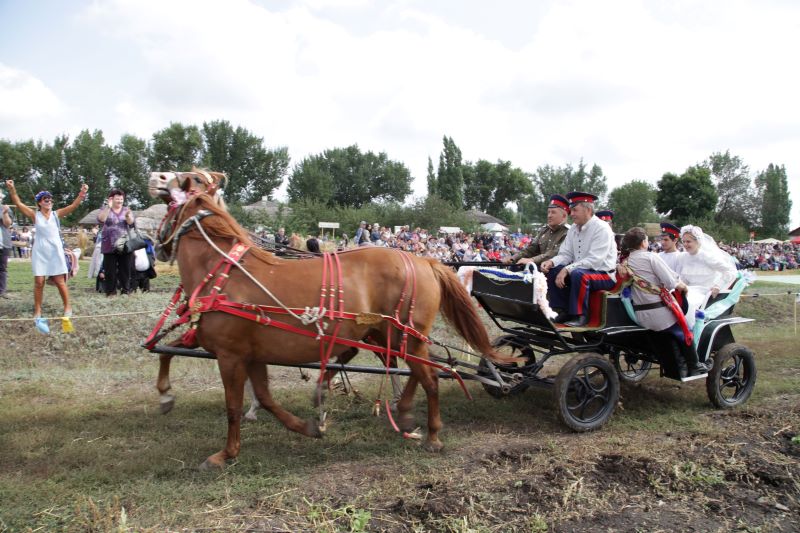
[[428, 260, 500, 361]]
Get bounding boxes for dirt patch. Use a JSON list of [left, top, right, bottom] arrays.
[[254, 397, 800, 532]]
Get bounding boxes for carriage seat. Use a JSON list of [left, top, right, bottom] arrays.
[[556, 272, 634, 331]]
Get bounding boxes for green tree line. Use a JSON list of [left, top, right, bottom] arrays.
[[0, 126, 793, 239]]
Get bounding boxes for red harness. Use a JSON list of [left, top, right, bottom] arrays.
[[144, 242, 470, 395]]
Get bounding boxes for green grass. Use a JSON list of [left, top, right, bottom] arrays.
[[1, 262, 798, 531]]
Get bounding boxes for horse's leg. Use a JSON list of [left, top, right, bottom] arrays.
[[249, 363, 323, 438], [156, 354, 176, 414], [407, 344, 443, 452], [395, 373, 419, 433], [243, 378, 261, 421], [200, 356, 248, 469]]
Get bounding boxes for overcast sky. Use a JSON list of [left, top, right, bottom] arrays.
[[1, 0, 798, 229]]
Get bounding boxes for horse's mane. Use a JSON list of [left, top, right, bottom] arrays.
[[186, 194, 280, 265]]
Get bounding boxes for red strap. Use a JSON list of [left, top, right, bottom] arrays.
[[660, 287, 694, 346], [143, 285, 184, 349]]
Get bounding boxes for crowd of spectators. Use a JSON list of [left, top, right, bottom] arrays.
[[328, 224, 800, 271], [719, 241, 800, 271], [323, 225, 542, 263]]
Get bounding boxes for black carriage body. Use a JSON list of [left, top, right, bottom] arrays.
[[471, 271, 752, 381]]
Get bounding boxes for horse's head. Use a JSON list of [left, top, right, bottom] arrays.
[[148, 169, 228, 207], [153, 192, 255, 264]]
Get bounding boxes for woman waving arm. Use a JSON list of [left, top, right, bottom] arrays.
[[56, 184, 89, 219], [3, 180, 36, 221]]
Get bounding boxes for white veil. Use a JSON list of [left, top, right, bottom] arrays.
[[679, 225, 736, 269], [679, 224, 740, 328]]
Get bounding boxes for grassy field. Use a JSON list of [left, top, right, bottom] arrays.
[[0, 260, 798, 532]]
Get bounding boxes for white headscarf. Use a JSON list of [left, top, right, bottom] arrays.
[[681, 224, 737, 271], [680, 224, 704, 244]]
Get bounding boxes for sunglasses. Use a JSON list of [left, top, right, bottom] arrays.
[[41, 198, 52, 203]]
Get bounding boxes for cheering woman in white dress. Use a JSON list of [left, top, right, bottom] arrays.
[[4, 180, 88, 334], [679, 225, 738, 327]]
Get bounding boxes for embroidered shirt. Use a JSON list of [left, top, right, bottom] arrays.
[[627, 249, 680, 331], [551, 215, 617, 274]]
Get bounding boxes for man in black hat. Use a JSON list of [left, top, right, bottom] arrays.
[[658, 222, 684, 274], [541, 191, 618, 327], [507, 194, 569, 267], [596, 210, 614, 225]]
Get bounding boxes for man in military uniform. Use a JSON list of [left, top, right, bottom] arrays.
[[541, 191, 618, 327], [507, 194, 569, 267]]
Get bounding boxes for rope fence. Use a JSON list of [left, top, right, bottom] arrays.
[[0, 309, 163, 322]]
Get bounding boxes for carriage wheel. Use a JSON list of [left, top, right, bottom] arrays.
[[611, 350, 652, 384], [478, 335, 535, 398], [706, 343, 756, 409], [554, 353, 619, 432]]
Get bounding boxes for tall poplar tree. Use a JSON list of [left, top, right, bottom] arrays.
[[758, 163, 791, 238], [436, 136, 464, 208], [426, 156, 436, 196]]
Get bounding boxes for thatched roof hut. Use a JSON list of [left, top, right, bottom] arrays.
[[466, 209, 505, 225], [78, 208, 102, 227], [243, 196, 292, 217]]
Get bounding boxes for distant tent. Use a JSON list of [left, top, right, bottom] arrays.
[[754, 238, 782, 244], [438, 226, 461, 234], [481, 222, 508, 232]]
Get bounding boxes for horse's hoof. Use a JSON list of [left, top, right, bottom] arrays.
[[160, 396, 175, 414], [198, 457, 225, 470], [244, 411, 258, 422], [305, 419, 325, 438], [397, 413, 415, 433], [423, 439, 444, 453]]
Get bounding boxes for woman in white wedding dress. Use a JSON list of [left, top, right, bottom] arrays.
[[679, 225, 738, 327]]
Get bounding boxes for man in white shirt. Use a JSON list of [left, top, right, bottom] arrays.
[[658, 222, 684, 274], [541, 191, 618, 327]]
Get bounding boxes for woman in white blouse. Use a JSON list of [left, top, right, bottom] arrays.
[[679, 225, 738, 326]]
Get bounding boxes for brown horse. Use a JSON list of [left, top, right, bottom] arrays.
[[147, 170, 386, 416], [153, 191, 499, 467]]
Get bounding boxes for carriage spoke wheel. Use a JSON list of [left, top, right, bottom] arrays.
[[554, 353, 619, 432], [611, 350, 652, 383], [706, 343, 756, 409], [478, 335, 535, 398]]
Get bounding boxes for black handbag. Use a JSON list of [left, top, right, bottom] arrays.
[[115, 226, 147, 255]]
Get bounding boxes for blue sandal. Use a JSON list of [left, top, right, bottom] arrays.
[[34, 317, 50, 335]]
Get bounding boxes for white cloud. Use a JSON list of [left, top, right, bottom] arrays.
[[2, 0, 799, 226], [0, 63, 66, 121]]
